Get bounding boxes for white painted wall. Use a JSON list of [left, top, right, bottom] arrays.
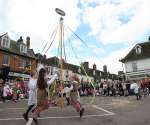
[[125, 58, 150, 73]]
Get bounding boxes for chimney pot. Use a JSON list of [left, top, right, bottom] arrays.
[[43, 55, 46, 59], [17, 36, 23, 43], [26, 36, 30, 49], [93, 63, 96, 70]]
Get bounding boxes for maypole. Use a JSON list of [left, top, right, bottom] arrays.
[[55, 8, 66, 108]]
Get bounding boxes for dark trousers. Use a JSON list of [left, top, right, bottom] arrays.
[[25, 104, 35, 116], [136, 93, 141, 100], [66, 97, 70, 105], [2, 96, 12, 102]]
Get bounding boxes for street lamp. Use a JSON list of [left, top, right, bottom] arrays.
[[107, 72, 109, 81], [99, 72, 101, 82], [78, 67, 81, 74], [93, 70, 96, 83], [93, 64, 96, 83]]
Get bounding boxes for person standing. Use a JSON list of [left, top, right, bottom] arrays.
[[64, 84, 71, 105], [0, 79, 4, 102], [23, 71, 38, 121], [2, 83, 12, 102]]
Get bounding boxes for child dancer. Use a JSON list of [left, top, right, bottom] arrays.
[[64, 83, 71, 105]]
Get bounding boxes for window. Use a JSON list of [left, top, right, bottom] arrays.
[[50, 67, 53, 75], [26, 59, 31, 66], [25, 59, 31, 70], [3, 54, 10, 66], [100, 72, 101, 77], [20, 44, 27, 53], [18, 58, 25, 68], [132, 62, 137, 72], [65, 70, 69, 78], [1, 35, 10, 48], [135, 45, 142, 54]]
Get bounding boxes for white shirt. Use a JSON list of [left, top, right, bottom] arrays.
[[3, 85, 10, 97], [47, 74, 58, 86], [28, 77, 37, 105], [64, 85, 73, 98]]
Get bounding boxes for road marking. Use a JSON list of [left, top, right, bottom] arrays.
[[0, 113, 114, 121], [26, 118, 33, 125], [0, 106, 59, 111], [6, 108, 26, 110], [0, 105, 115, 122], [92, 105, 115, 115]]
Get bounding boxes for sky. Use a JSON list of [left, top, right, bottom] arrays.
[[0, 0, 150, 74]]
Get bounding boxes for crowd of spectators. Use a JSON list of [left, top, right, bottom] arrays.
[[1, 77, 150, 103], [0, 78, 28, 103], [79, 78, 150, 100]]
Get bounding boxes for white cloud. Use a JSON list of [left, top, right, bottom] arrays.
[[0, 0, 149, 74], [83, 0, 150, 44], [89, 45, 105, 54], [62, 45, 133, 74], [84, 45, 134, 74], [0, 0, 81, 54], [100, 46, 134, 74]]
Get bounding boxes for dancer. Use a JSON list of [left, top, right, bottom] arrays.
[[65, 74, 85, 117], [32, 68, 58, 124], [64, 83, 71, 105], [23, 71, 37, 121]]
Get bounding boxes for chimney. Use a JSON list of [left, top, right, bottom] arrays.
[[17, 36, 23, 43], [93, 63, 96, 70], [26, 36, 30, 49], [103, 65, 107, 73], [83, 62, 89, 69], [43, 54, 47, 60]]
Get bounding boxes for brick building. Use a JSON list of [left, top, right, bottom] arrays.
[[36, 55, 118, 83], [0, 33, 36, 80]]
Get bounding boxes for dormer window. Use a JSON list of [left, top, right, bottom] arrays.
[[20, 44, 27, 53], [135, 45, 142, 54], [1, 34, 10, 48]]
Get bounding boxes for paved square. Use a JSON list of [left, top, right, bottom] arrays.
[[0, 103, 114, 125]]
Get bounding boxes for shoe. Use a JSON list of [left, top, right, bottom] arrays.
[[33, 118, 38, 124], [80, 108, 85, 118], [23, 113, 28, 121]]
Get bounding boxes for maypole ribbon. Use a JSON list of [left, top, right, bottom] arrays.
[[68, 36, 96, 105]]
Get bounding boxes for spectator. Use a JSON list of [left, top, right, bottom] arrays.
[[0, 79, 4, 102], [3, 83, 12, 102]]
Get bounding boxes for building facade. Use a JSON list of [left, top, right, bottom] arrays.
[[120, 36, 150, 80], [0, 33, 36, 80], [36, 55, 118, 83]]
